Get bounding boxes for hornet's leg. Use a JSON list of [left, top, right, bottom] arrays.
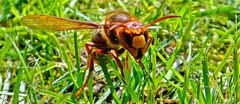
[[137, 35, 153, 69], [74, 49, 95, 97], [109, 50, 125, 78], [115, 48, 131, 73], [74, 42, 107, 97], [85, 42, 95, 54], [125, 54, 131, 72], [137, 59, 145, 69]]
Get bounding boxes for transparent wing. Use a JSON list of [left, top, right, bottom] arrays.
[[21, 15, 101, 31]]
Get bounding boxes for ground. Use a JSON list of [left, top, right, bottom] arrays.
[[0, 0, 240, 103]]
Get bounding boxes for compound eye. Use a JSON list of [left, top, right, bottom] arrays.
[[144, 31, 149, 41], [122, 31, 132, 46]]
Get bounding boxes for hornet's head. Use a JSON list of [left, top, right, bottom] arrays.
[[117, 21, 152, 60], [114, 15, 180, 67]]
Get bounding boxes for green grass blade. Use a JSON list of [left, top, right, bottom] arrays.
[[126, 86, 140, 103], [98, 55, 120, 104], [194, 5, 237, 17], [202, 56, 212, 104], [215, 21, 240, 74], [95, 89, 111, 104], [8, 34, 28, 104], [214, 43, 233, 74], [13, 68, 23, 104], [72, 31, 85, 97], [73, 31, 81, 76], [233, 31, 240, 102], [56, 94, 70, 104], [88, 71, 94, 104], [182, 69, 189, 103], [38, 89, 73, 103], [46, 32, 78, 88], [0, 37, 11, 64]]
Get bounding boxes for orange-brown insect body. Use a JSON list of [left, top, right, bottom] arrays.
[[21, 10, 180, 97], [92, 11, 151, 60]]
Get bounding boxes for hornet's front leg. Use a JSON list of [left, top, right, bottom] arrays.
[[137, 34, 153, 69], [109, 50, 125, 78]]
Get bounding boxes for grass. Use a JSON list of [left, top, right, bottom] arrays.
[[0, 0, 240, 103]]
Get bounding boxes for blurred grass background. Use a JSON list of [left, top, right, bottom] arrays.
[[0, 0, 240, 103]]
